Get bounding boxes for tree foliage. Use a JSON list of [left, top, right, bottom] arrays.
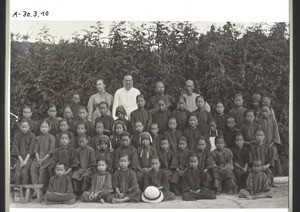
[[10, 21, 289, 174]]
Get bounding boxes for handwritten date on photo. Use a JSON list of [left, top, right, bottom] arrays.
[[12, 11, 49, 18]]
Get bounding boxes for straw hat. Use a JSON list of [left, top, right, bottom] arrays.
[[141, 186, 164, 203]]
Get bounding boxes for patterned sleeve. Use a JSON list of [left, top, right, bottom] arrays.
[[128, 170, 139, 191], [28, 133, 36, 155], [205, 153, 215, 169], [143, 171, 150, 189], [245, 147, 250, 164], [34, 137, 39, 154], [46, 177, 55, 193], [225, 149, 234, 169], [261, 173, 271, 192], [11, 134, 20, 156], [169, 152, 179, 170], [130, 147, 140, 172], [180, 172, 190, 193], [89, 174, 97, 192], [49, 149, 58, 171], [70, 148, 79, 169], [70, 133, 75, 149], [48, 135, 56, 154], [147, 111, 153, 132], [89, 148, 97, 168], [161, 170, 170, 191], [113, 150, 120, 172], [103, 173, 113, 191], [66, 176, 75, 194], [245, 173, 254, 193], [207, 111, 212, 124], [112, 171, 119, 190]]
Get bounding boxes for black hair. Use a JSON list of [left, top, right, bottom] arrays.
[[40, 119, 51, 128], [197, 136, 206, 143], [135, 120, 144, 126], [64, 105, 72, 111], [150, 155, 160, 162], [59, 118, 69, 125], [195, 95, 205, 103], [178, 95, 186, 103], [99, 101, 109, 108], [97, 159, 108, 165], [179, 136, 187, 142], [119, 153, 129, 161], [209, 118, 216, 124], [136, 94, 145, 101], [60, 132, 70, 138], [215, 100, 224, 106], [235, 132, 244, 139], [120, 131, 131, 139], [77, 121, 87, 129], [157, 98, 166, 104], [55, 162, 66, 169], [254, 127, 265, 135], [168, 116, 177, 123], [95, 120, 105, 128], [20, 118, 30, 125], [227, 116, 236, 122], [244, 109, 255, 117], [78, 106, 88, 112], [151, 122, 159, 127], [189, 153, 199, 160], [215, 135, 225, 143]]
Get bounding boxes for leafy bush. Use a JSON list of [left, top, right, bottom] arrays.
[[10, 22, 289, 175]]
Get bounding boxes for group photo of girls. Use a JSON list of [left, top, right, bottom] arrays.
[[9, 21, 289, 208]]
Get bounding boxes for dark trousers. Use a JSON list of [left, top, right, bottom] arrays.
[[81, 190, 111, 202], [14, 159, 33, 185], [106, 188, 141, 203], [44, 191, 76, 203], [233, 168, 248, 189], [72, 177, 90, 193], [30, 163, 50, 193], [211, 167, 236, 192]]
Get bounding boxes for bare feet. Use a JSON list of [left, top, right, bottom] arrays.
[[99, 198, 105, 203], [111, 197, 129, 204], [111, 198, 117, 204]]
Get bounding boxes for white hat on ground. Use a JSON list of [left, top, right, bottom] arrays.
[[141, 186, 164, 203]]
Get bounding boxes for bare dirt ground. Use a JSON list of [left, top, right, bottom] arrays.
[[10, 183, 288, 209]]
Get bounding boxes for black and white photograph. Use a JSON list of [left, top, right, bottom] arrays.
[[8, 20, 289, 209], [7, 1, 291, 211]]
